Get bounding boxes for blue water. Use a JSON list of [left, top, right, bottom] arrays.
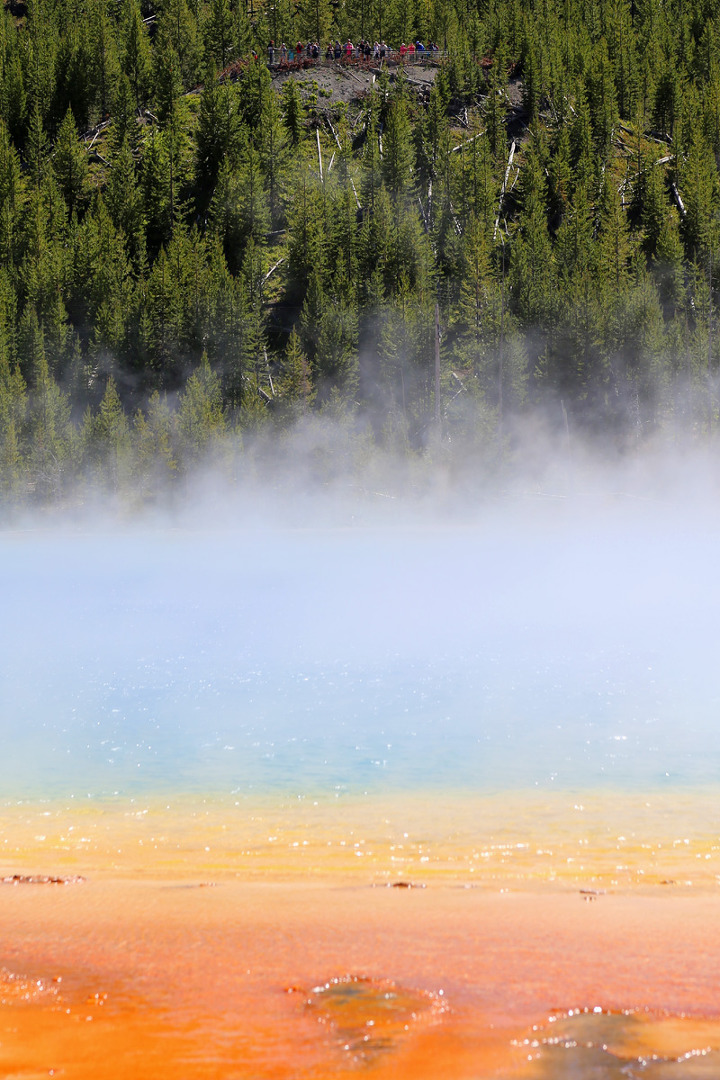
[[2, 505, 720, 800]]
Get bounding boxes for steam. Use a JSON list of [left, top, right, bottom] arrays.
[[3, 430, 720, 803]]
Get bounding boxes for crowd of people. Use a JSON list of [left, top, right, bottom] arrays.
[[266, 38, 441, 66]]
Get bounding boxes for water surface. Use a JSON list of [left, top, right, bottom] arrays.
[[3, 504, 720, 799]]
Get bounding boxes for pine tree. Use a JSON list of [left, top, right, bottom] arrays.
[[88, 0, 120, 120], [90, 376, 131, 490], [23, 310, 72, 497], [107, 134, 145, 263], [235, 56, 271, 130], [382, 93, 414, 198], [486, 46, 508, 161], [509, 138, 555, 327], [52, 107, 87, 216], [121, 0, 152, 107], [313, 300, 359, 403], [209, 136, 270, 272], [111, 74, 138, 152], [177, 352, 226, 460], [279, 327, 315, 416], [2, 34, 27, 147], [680, 124, 718, 262], [24, 0, 56, 121], [195, 71, 239, 199], [156, 0, 202, 89], [282, 80, 305, 148], [596, 175, 634, 294], [0, 267, 25, 497], [204, 0, 235, 70], [25, 103, 48, 190], [146, 244, 185, 381], [0, 119, 25, 266], [153, 37, 185, 126], [133, 391, 178, 495], [258, 86, 289, 230], [569, 82, 595, 186]]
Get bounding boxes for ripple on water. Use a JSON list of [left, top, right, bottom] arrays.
[[519, 1009, 720, 1079], [303, 975, 446, 1064]]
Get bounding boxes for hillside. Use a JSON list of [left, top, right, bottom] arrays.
[[0, 0, 719, 504]]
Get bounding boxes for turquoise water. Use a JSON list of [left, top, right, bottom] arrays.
[[3, 504, 720, 800]]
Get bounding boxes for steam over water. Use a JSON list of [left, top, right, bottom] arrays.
[[3, 497, 720, 800]]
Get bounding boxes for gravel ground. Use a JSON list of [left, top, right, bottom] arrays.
[[271, 58, 442, 110]]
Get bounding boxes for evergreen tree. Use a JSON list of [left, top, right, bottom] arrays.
[[89, 376, 131, 490], [23, 310, 72, 497], [509, 138, 555, 327], [278, 327, 315, 416], [107, 134, 145, 262], [133, 391, 178, 494], [0, 119, 24, 266], [282, 80, 305, 148], [259, 85, 289, 229], [88, 0, 121, 119], [195, 71, 239, 199], [156, 0, 202, 88], [382, 92, 414, 198], [204, 0, 235, 70], [177, 352, 226, 460], [121, 0, 152, 107], [52, 106, 87, 216]]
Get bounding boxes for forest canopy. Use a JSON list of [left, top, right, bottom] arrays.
[[1, 0, 719, 506]]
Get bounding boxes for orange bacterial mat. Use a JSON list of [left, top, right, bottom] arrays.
[[2, 791, 720, 1079]]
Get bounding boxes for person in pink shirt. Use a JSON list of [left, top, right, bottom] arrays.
[[345, 39, 353, 57]]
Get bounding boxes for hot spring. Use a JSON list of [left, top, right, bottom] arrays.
[[1, 495, 720, 1079]]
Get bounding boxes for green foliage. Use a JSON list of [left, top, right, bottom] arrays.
[[52, 107, 87, 215], [178, 351, 226, 458], [0, 0, 717, 501]]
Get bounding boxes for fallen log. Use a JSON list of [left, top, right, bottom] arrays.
[[316, 127, 324, 180], [350, 178, 362, 211], [263, 256, 286, 284], [494, 140, 516, 241], [326, 116, 342, 149], [671, 181, 686, 219], [448, 129, 486, 154]]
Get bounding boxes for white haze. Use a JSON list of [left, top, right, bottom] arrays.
[[2, 431, 720, 801]]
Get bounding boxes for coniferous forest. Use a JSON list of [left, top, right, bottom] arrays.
[[1, 0, 720, 505]]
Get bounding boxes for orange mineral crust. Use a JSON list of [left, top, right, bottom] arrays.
[[1, 791, 720, 1078]]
